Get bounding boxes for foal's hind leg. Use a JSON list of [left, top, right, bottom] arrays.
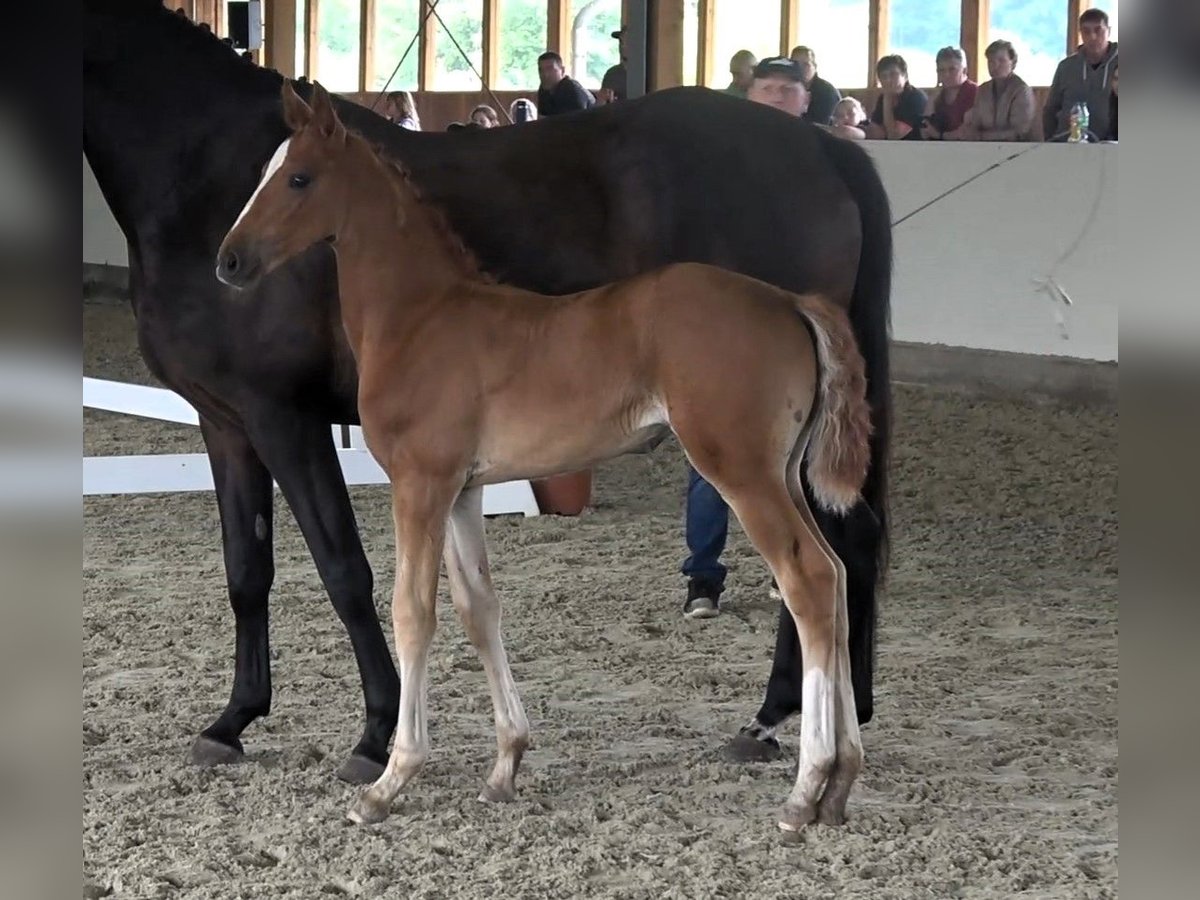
[[716, 479, 845, 829], [443, 487, 530, 802], [348, 474, 454, 825]]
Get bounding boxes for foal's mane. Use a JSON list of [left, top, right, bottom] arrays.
[[353, 131, 496, 284]]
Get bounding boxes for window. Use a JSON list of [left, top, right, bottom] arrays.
[[316, 0, 361, 90], [496, 0, 548, 90], [989, 0, 1065, 86], [295, 0, 306, 77], [682, 0, 699, 86], [432, 0, 483, 90], [887, 0, 961, 88], [371, 0, 421, 91], [795, 0, 869, 89], [710, 0, 780, 88], [569, 0, 622, 89]]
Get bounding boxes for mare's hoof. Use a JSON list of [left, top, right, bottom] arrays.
[[190, 735, 244, 767], [817, 803, 847, 826], [478, 782, 517, 803], [347, 792, 390, 825], [724, 732, 784, 763], [336, 754, 386, 785], [777, 802, 817, 834]]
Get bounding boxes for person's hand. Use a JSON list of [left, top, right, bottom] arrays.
[[921, 122, 941, 140], [595, 88, 615, 105]]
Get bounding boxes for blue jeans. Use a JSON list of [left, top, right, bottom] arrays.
[[682, 464, 728, 586]]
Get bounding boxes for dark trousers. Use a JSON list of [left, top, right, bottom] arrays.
[[681, 464, 728, 587]]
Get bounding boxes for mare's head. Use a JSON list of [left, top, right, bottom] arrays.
[[216, 81, 355, 289]]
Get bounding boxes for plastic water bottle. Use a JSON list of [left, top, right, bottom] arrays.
[[1068, 102, 1090, 143]]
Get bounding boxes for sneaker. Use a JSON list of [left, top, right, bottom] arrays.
[[683, 578, 722, 619]]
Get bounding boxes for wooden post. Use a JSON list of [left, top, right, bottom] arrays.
[[305, 0, 320, 80], [867, 0, 889, 87], [359, 0, 376, 90], [547, 0, 571, 60], [1067, 0, 1084, 55], [482, 0, 500, 87], [697, 0, 714, 86], [266, 0, 298, 77], [648, 0, 684, 91], [418, 0, 437, 90], [960, 0, 989, 83], [780, 0, 799, 58]]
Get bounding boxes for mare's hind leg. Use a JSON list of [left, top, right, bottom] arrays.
[[348, 473, 455, 825], [192, 419, 275, 766], [704, 472, 848, 829], [443, 487, 530, 802]]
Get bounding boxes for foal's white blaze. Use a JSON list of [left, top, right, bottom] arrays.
[[230, 138, 291, 231]]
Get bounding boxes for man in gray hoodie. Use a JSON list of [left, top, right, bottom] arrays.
[[1043, 7, 1119, 141]]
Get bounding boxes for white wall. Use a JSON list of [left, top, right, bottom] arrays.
[[83, 141, 1118, 362]]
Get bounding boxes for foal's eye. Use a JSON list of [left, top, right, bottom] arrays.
[[289, 173, 312, 189]]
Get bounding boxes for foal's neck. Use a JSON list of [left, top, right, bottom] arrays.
[[334, 137, 483, 352]]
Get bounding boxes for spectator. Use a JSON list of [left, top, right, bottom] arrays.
[[510, 98, 538, 123], [1043, 7, 1118, 141], [1104, 60, 1118, 140], [535, 51, 594, 116], [470, 104, 500, 128], [789, 45, 842, 125], [865, 55, 927, 140], [385, 91, 421, 130], [946, 39, 1035, 141], [724, 50, 758, 99], [746, 57, 810, 117], [598, 27, 628, 104], [921, 46, 978, 140], [827, 96, 869, 140]]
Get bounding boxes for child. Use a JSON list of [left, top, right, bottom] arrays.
[[827, 97, 868, 141]]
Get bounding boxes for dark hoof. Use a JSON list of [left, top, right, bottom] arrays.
[[724, 732, 784, 763], [336, 754, 386, 785], [817, 804, 847, 826], [478, 782, 517, 803], [190, 734, 244, 767]]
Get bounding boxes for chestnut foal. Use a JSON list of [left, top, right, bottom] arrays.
[[217, 83, 872, 833]]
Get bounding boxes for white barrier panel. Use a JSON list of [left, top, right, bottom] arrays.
[[83, 378, 540, 516]]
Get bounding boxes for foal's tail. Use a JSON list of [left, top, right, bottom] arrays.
[[792, 294, 873, 515]]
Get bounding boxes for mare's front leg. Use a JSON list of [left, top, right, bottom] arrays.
[[191, 419, 275, 766], [443, 487, 530, 802], [348, 472, 458, 825], [247, 411, 400, 783]]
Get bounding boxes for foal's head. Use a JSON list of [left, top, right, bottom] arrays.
[[216, 81, 359, 289]]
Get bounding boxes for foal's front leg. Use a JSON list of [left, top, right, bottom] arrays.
[[347, 475, 454, 825], [443, 487, 530, 802]]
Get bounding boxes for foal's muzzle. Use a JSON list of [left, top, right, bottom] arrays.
[[215, 246, 261, 289]]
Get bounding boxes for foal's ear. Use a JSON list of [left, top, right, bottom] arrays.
[[281, 80, 312, 132], [310, 82, 346, 143]]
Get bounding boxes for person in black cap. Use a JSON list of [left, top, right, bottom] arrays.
[[598, 27, 628, 104], [746, 56, 810, 118]]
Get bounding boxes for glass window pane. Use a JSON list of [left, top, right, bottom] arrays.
[[710, 0, 780, 89], [317, 0, 361, 90], [795, 0, 869, 89], [432, 0, 483, 90], [682, 0, 699, 86], [887, 0, 961, 88], [989, 0, 1066, 87], [496, 0, 547, 90], [569, 0, 622, 89], [371, 0, 420, 91], [296, 0, 306, 78]]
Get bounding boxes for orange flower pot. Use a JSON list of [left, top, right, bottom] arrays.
[[530, 470, 593, 516]]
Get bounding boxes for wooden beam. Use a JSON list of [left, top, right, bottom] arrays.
[[780, 0, 799, 58], [305, 0, 320, 80], [648, 0, 684, 91], [867, 0, 889, 87], [697, 0, 714, 86], [1067, 0, 1084, 55], [960, 0, 988, 83], [359, 0, 375, 90], [266, 0, 298, 77], [418, 0, 437, 91], [547, 0, 570, 59], [482, 0, 500, 87]]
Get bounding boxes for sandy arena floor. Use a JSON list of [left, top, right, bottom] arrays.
[[83, 299, 1117, 899]]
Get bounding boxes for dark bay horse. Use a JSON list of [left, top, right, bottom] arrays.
[[83, 0, 891, 782], [218, 82, 871, 830]]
